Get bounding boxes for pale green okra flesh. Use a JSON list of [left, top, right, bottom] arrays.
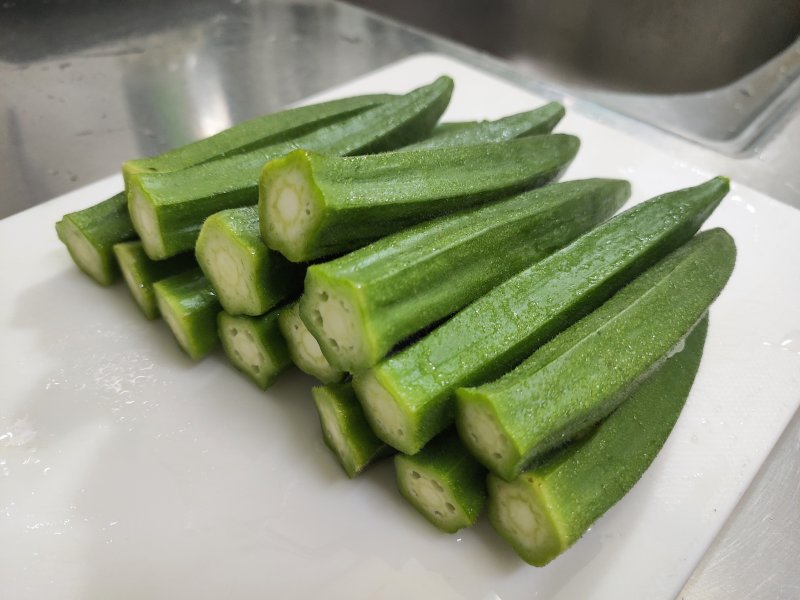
[[395, 430, 486, 533], [113, 241, 195, 319], [487, 317, 709, 566], [312, 382, 391, 478], [196, 206, 304, 316], [278, 302, 345, 384], [153, 268, 220, 360], [218, 310, 291, 389]]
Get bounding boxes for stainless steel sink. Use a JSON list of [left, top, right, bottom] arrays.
[[345, 0, 800, 154]]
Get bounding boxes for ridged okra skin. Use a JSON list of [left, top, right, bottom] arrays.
[[312, 382, 392, 478], [113, 241, 195, 319], [55, 192, 136, 286], [122, 94, 394, 182], [487, 317, 709, 566], [395, 429, 487, 533], [196, 206, 304, 316], [260, 134, 579, 262], [352, 177, 730, 455], [218, 309, 291, 389], [153, 268, 221, 360], [402, 102, 565, 150], [278, 302, 345, 384], [301, 178, 629, 372], [457, 229, 735, 480], [128, 77, 453, 259]]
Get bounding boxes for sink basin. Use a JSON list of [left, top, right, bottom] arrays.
[[345, 0, 800, 153]]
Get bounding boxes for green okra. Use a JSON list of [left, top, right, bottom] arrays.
[[301, 178, 629, 372], [196, 206, 304, 316], [457, 229, 735, 480], [402, 102, 565, 150], [153, 268, 220, 360], [57, 94, 391, 285], [395, 429, 487, 533], [487, 317, 709, 566], [56, 192, 137, 286], [128, 77, 453, 259], [218, 309, 291, 389], [312, 382, 392, 478], [352, 177, 729, 455], [260, 134, 579, 262], [113, 241, 195, 319], [278, 301, 345, 384]]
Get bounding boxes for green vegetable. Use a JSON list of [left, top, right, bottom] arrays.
[[55, 193, 136, 286], [113, 241, 195, 319], [260, 134, 579, 262], [312, 382, 392, 477], [57, 95, 390, 285], [218, 309, 291, 389], [278, 301, 345, 384], [153, 268, 220, 360], [487, 316, 709, 566], [128, 77, 453, 259], [122, 94, 394, 181], [301, 178, 629, 372], [196, 206, 304, 316], [457, 229, 735, 480], [395, 429, 486, 533], [402, 102, 565, 150], [352, 177, 729, 455]]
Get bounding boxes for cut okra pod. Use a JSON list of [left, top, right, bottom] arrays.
[[278, 302, 345, 384], [353, 177, 730, 455], [55, 192, 137, 286], [487, 317, 708, 566], [113, 241, 195, 319], [395, 429, 486, 534], [457, 229, 735, 480], [128, 77, 452, 259], [196, 206, 304, 316], [260, 134, 579, 262], [301, 178, 629, 372], [153, 268, 220, 360], [402, 102, 565, 150], [218, 309, 291, 389], [312, 382, 392, 478]]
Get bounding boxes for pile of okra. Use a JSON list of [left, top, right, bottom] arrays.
[[56, 76, 736, 566]]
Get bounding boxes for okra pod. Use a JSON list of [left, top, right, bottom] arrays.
[[218, 309, 291, 389]]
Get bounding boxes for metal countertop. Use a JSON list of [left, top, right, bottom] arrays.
[[1, 1, 798, 598]]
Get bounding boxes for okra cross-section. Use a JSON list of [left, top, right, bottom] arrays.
[[259, 134, 580, 262], [352, 177, 730, 455], [395, 429, 486, 533], [278, 302, 345, 384], [153, 268, 221, 360], [300, 178, 629, 372], [312, 382, 392, 478], [457, 229, 735, 481], [487, 317, 708, 566], [218, 309, 291, 389], [196, 206, 304, 316]]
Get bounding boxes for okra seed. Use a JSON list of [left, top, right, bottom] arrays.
[[245, 331, 254, 342], [396, 428, 404, 437], [231, 327, 238, 336], [434, 510, 443, 517], [445, 502, 456, 513], [319, 291, 328, 301], [411, 471, 421, 479], [432, 480, 444, 492], [252, 365, 260, 373], [493, 452, 503, 460]]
